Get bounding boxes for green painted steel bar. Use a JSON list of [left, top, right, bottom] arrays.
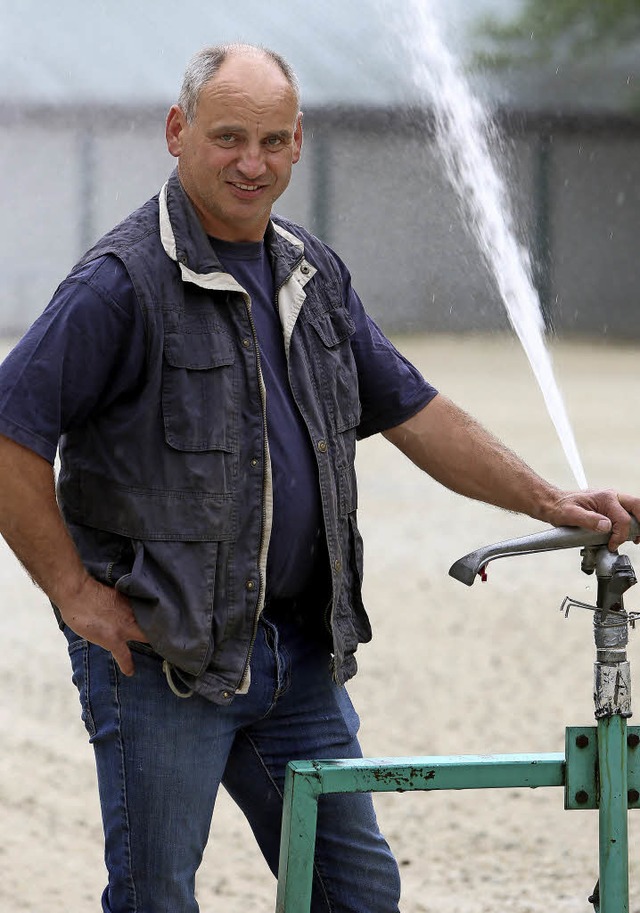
[[598, 714, 630, 913], [276, 766, 322, 913], [626, 728, 640, 806], [292, 753, 566, 795], [275, 534, 640, 912], [565, 726, 599, 808], [276, 732, 640, 911], [276, 753, 565, 913]]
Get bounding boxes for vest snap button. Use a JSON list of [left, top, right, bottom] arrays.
[[245, 579, 256, 591], [242, 338, 251, 348], [317, 440, 327, 453], [300, 263, 310, 275]]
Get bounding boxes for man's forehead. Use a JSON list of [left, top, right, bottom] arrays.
[[208, 52, 293, 98], [196, 70, 298, 124], [202, 78, 293, 107]]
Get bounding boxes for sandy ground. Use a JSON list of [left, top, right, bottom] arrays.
[[1, 332, 639, 912]]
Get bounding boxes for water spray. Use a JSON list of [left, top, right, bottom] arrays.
[[389, 0, 588, 489]]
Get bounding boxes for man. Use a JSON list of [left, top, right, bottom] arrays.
[[0, 43, 637, 913]]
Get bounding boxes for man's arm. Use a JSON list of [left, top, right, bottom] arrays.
[[0, 435, 146, 675], [383, 393, 640, 551]]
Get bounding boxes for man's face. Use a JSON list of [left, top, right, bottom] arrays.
[[166, 53, 302, 242]]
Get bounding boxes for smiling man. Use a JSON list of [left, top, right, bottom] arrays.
[[0, 42, 638, 913], [167, 47, 303, 240]]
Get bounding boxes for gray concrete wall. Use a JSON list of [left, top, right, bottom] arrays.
[[324, 127, 504, 333], [303, 118, 640, 340], [550, 135, 640, 339], [0, 115, 174, 333], [0, 106, 638, 339]]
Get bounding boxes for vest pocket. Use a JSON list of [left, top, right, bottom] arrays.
[[306, 309, 362, 434], [162, 331, 237, 452], [345, 512, 371, 643], [338, 462, 358, 516], [116, 538, 220, 677], [62, 469, 236, 541]]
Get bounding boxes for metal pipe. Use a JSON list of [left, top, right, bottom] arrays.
[[449, 517, 640, 586]]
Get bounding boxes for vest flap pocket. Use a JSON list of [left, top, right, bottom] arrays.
[[305, 309, 361, 433], [308, 309, 356, 347], [164, 332, 235, 369], [63, 471, 236, 541], [163, 331, 238, 452]]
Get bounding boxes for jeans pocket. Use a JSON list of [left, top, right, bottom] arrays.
[[67, 638, 97, 739]]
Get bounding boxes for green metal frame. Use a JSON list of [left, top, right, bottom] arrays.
[[276, 725, 640, 913], [275, 527, 640, 912]]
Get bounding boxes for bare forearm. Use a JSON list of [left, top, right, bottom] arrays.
[[0, 434, 147, 674], [0, 435, 91, 604], [383, 394, 563, 523], [384, 394, 640, 549]]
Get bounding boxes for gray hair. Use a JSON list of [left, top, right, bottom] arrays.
[[177, 43, 301, 123]]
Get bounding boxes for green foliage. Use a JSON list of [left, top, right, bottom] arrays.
[[474, 0, 640, 64]]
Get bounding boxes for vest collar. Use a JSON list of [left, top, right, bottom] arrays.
[[159, 170, 314, 298]]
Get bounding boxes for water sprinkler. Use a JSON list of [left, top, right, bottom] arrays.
[[449, 516, 640, 912], [275, 519, 640, 913], [449, 517, 640, 719], [449, 518, 640, 587]]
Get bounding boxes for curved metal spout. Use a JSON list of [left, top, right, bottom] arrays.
[[449, 517, 640, 587]]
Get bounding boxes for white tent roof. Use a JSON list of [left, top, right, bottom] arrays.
[[1, 0, 637, 113], [2, 0, 425, 106]]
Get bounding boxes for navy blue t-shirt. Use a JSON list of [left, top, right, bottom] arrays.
[[0, 249, 437, 601], [0, 256, 145, 464], [210, 237, 326, 600]]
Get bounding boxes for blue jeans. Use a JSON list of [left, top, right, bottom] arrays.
[[65, 613, 401, 912]]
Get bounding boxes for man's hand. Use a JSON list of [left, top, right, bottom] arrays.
[[543, 489, 640, 552], [59, 577, 149, 677]]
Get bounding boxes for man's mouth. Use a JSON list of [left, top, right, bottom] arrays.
[[230, 181, 263, 193]]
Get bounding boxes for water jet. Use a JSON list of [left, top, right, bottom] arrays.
[[390, 0, 588, 489]]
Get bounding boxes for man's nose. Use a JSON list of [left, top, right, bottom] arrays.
[[237, 144, 267, 179]]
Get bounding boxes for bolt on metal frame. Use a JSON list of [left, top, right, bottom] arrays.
[[275, 518, 640, 913]]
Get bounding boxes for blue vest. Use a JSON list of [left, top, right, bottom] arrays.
[[57, 170, 370, 704]]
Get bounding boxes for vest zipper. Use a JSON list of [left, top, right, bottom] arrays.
[[235, 292, 271, 693], [276, 263, 338, 654]]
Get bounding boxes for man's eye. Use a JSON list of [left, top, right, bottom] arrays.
[[218, 134, 236, 144], [265, 135, 284, 147]]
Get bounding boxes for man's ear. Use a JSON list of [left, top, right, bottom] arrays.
[[166, 105, 188, 159], [292, 112, 303, 164]]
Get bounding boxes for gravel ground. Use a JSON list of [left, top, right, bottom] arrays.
[[1, 332, 639, 912]]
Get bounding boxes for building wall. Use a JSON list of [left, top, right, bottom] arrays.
[[551, 135, 640, 338], [0, 106, 638, 339], [0, 122, 79, 331], [308, 114, 640, 340]]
